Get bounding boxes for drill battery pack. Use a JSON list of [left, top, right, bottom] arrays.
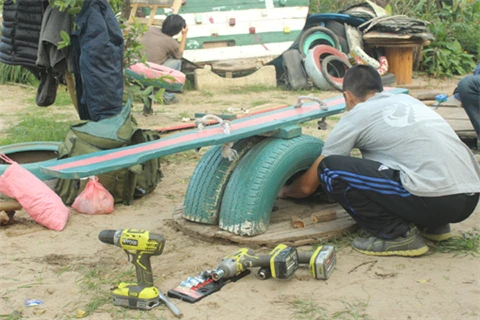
[[167, 270, 250, 303], [270, 245, 298, 279]]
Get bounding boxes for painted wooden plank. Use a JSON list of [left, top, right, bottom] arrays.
[[175, 7, 310, 25], [183, 41, 294, 63], [41, 88, 408, 179], [177, 0, 309, 13], [173, 19, 306, 39], [184, 31, 301, 50], [435, 107, 470, 120]]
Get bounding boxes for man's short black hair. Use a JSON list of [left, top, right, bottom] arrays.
[[161, 14, 186, 37], [343, 65, 383, 98]]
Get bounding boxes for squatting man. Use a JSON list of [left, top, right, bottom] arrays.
[[279, 65, 480, 257]]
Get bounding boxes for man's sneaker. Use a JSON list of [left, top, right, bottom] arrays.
[[419, 224, 453, 242], [352, 226, 428, 257]]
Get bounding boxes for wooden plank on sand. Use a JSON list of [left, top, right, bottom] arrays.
[[172, 199, 357, 248]]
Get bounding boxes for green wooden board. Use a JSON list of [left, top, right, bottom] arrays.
[[185, 31, 302, 49], [40, 88, 408, 179]]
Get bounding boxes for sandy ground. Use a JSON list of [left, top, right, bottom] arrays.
[[0, 76, 479, 320]]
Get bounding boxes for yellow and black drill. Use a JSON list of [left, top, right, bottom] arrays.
[[99, 229, 182, 318], [211, 244, 299, 281]]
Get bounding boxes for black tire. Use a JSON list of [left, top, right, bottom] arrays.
[[219, 135, 324, 236], [321, 55, 352, 92], [282, 49, 309, 90], [381, 73, 396, 86], [298, 26, 340, 57], [325, 20, 347, 39], [183, 137, 263, 224], [337, 35, 350, 54]]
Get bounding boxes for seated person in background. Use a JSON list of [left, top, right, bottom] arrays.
[[279, 65, 480, 257], [141, 14, 188, 112], [450, 64, 480, 150]]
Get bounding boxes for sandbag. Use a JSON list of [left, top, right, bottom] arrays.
[[0, 155, 69, 231]]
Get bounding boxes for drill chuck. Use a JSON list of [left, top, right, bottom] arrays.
[[211, 269, 225, 281], [98, 229, 119, 245]]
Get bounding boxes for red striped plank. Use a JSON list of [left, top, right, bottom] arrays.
[[41, 88, 407, 179]]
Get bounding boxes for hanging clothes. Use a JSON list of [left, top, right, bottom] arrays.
[[70, 0, 124, 121], [0, 0, 48, 77], [36, 5, 73, 107]]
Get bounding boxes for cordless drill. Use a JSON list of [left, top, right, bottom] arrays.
[[211, 244, 299, 281], [99, 229, 182, 317]]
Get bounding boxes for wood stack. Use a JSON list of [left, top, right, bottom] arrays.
[[0, 200, 22, 225]]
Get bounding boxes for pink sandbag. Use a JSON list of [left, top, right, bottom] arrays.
[[128, 62, 186, 84], [72, 176, 114, 215], [0, 154, 69, 231]]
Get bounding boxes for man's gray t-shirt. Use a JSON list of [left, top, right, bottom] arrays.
[[321, 92, 480, 197]]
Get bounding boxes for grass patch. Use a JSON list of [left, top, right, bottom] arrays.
[[291, 297, 372, 320], [74, 265, 121, 317], [332, 298, 372, 320], [200, 91, 214, 98], [250, 100, 271, 107], [429, 229, 480, 257], [226, 85, 277, 94], [292, 299, 328, 320], [54, 89, 75, 107], [161, 149, 205, 164], [0, 115, 75, 145]]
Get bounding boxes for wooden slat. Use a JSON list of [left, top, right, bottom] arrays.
[[128, 3, 139, 23], [171, 0, 182, 13], [39, 88, 407, 179], [444, 120, 475, 132], [172, 201, 357, 248], [148, 5, 157, 26]]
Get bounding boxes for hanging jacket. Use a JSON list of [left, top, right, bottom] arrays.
[[70, 0, 124, 121], [0, 0, 48, 77]]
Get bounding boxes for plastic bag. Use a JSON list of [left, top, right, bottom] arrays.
[[0, 154, 70, 231], [72, 176, 114, 215]]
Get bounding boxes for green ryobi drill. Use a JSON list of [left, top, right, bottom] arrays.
[[99, 229, 182, 318]]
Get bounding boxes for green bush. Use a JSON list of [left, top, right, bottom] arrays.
[[0, 63, 38, 86]]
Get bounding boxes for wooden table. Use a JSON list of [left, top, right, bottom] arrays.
[[363, 31, 431, 85]]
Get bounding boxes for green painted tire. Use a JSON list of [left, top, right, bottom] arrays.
[[219, 134, 324, 236], [183, 137, 263, 224]]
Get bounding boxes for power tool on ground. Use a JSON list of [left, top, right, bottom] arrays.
[[99, 229, 183, 318], [297, 245, 336, 280], [256, 245, 336, 280], [211, 244, 299, 281]]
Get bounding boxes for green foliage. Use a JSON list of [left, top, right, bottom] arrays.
[[119, 17, 165, 106], [309, 0, 357, 14], [0, 63, 38, 86], [422, 33, 476, 77], [57, 31, 71, 50], [429, 229, 480, 257], [120, 17, 148, 70], [419, 0, 479, 77], [314, 0, 479, 77]]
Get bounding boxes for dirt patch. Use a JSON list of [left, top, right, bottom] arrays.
[[1, 78, 479, 320]]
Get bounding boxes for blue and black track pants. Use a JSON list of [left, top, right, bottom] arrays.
[[318, 155, 479, 239]]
